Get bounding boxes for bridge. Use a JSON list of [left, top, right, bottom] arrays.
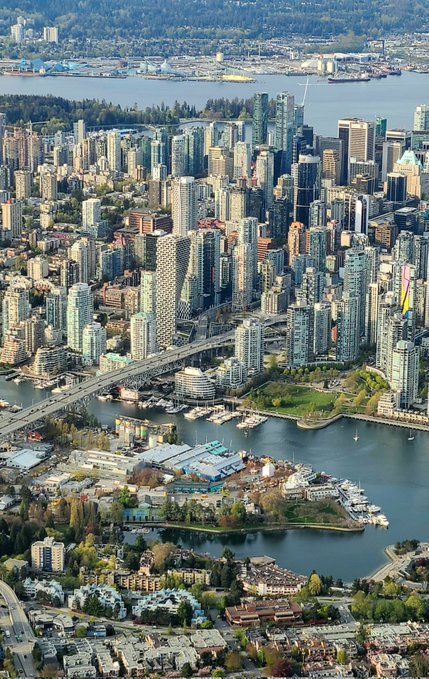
[[0, 315, 287, 441]]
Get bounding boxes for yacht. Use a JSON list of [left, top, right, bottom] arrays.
[[353, 430, 360, 442], [408, 430, 415, 441]]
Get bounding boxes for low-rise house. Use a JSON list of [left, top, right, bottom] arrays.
[[225, 599, 302, 627], [68, 584, 127, 620]]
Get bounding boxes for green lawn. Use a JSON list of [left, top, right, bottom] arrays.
[[247, 383, 338, 417]]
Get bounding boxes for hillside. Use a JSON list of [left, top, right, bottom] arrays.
[[0, 0, 427, 42]]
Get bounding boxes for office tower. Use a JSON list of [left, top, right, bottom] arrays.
[[2, 286, 30, 340], [381, 140, 404, 182], [322, 149, 341, 184], [31, 537, 65, 573], [70, 238, 96, 284], [82, 198, 101, 230], [293, 155, 321, 227], [387, 173, 407, 203], [376, 116, 388, 139], [107, 130, 121, 173], [414, 105, 429, 132], [14, 169, 31, 200], [130, 312, 157, 360], [285, 303, 313, 367], [275, 92, 295, 172], [349, 158, 377, 188], [2, 199, 22, 239], [232, 243, 253, 311], [60, 260, 80, 291], [338, 118, 375, 183], [82, 322, 106, 365], [184, 127, 204, 177], [172, 176, 197, 235], [390, 340, 419, 408], [40, 166, 57, 201], [235, 318, 264, 374], [67, 283, 93, 352], [313, 302, 331, 356], [252, 93, 269, 147], [255, 148, 274, 210], [268, 198, 290, 240], [233, 142, 251, 179], [155, 235, 190, 347], [139, 270, 157, 314], [73, 119, 86, 145], [46, 287, 67, 334], [171, 134, 186, 177], [297, 267, 325, 306], [343, 248, 367, 335], [334, 293, 360, 362]]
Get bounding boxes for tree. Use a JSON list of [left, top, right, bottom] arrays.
[[308, 572, 323, 596], [337, 649, 349, 665], [181, 663, 193, 678], [177, 600, 193, 626], [151, 542, 176, 572], [225, 651, 243, 672]]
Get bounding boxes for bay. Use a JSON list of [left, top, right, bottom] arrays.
[[0, 377, 426, 580], [0, 72, 425, 135]]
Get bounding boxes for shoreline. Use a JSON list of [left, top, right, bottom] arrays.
[[234, 405, 429, 433], [126, 521, 364, 535]]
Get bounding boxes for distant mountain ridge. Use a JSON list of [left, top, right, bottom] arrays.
[[0, 0, 426, 41]]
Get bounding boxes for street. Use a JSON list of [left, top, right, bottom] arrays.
[[0, 580, 36, 678]]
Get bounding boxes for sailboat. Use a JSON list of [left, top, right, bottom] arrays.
[[408, 430, 415, 441], [353, 429, 360, 442]]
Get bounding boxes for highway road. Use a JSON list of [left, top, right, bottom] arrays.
[[0, 315, 287, 441], [0, 580, 36, 678]]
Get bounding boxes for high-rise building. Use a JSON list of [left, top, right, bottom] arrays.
[[69, 238, 96, 284], [14, 169, 31, 200], [288, 221, 306, 266], [232, 243, 253, 311], [233, 142, 251, 179], [82, 198, 102, 230], [275, 92, 295, 172], [334, 293, 360, 362], [293, 155, 321, 227], [107, 130, 121, 173], [285, 303, 313, 367], [155, 235, 190, 347], [235, 318, 264, 374], [40, 166, 57, 201], [46, 287, 67, 334], [414, 105, 429, 132], [381, 140, 404, 182], [31, 537, 64, 573], [82, 322, 106, 365], [2, 286, 30, 341], [171, 134, 186, 177], [172, 176, 197, 235], [66, 283, 93, 352], [390, 340, 419, 408], [43, 26, 59, 43], [387, 172, 407, 203], [252, 93, 269, 148], [338, 118, 375, 183], [313, 302, 331, 356], [140, 270, 157, 314], [130, 312, 157, 360], [343, 248, 368, 335], [28, 255, 48, 281], [2, 199, 22, 239], [255, 148, 274, 210], [73, 119, 86, 145], [322, 149, 341, 185]]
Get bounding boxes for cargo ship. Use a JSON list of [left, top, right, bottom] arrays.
[[328, 74, 370, 83]]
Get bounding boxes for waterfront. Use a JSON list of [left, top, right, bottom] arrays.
[[1, 377, 428, 580], [0, 71, 428, 135]]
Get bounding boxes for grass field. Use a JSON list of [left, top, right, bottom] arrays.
[[246, 383, 339, 418]]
